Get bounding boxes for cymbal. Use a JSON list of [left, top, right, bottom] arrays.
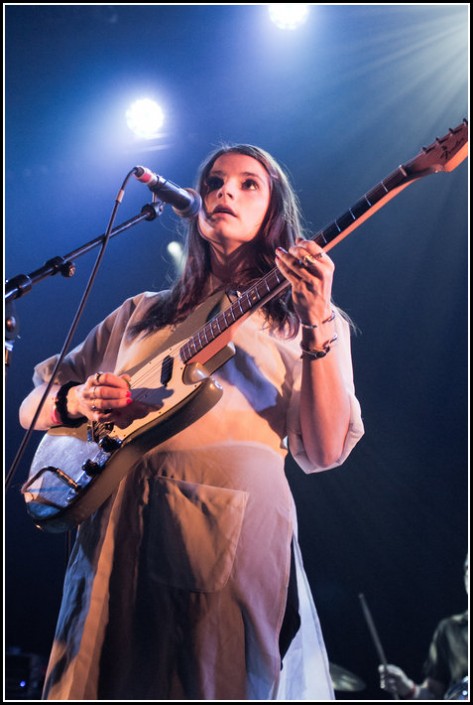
[[329, 662, 366, 692]]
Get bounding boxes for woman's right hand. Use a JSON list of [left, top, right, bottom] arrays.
[[68, 372, 154, 428], [67, 372, 130, 419]]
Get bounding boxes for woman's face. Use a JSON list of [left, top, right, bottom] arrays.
[[198, 152, 272, 255]]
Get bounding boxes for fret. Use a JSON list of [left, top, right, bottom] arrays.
[[267, 269, 284, 288], [225, 307, 237, 325], [336, 210, 357, 232], [241, 295, 252, 313], [366, 182, 389, 206], [247, 288, 261, 305], [384, 167, 407, 191], [319, 222, 341, 245], [196, 328, 205, 349], [351, 196, 371, 219]]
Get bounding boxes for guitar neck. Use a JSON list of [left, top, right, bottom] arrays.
[[180, 120, 468, 365]]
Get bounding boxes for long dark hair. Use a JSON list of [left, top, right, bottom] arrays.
[[132, 144, 305, 337]]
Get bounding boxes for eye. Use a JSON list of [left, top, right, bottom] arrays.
[[205, 176, 223, 192], [242, 178, 258, 190]]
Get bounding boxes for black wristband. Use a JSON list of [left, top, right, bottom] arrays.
[[54, 381, 87, 427]]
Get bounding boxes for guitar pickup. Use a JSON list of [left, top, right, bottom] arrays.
[[160, 355, 174, 386]]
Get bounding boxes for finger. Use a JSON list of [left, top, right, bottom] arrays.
[[294, 237, 326, 253], [284, 246, 328, 278], [290, 243, 329, 266], [91, 391, 132, 408], [276, 251, 325, 298], [299, 251, 324, 270], [275, 247, 311, 279], [89, 372, 131, 390], [120, 374, 132, 389], [92, 386, 132, 402]]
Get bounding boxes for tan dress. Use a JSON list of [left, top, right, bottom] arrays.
[[33, 292, 364, 700]]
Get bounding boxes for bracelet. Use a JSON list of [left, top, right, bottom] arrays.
[[53, 381, 87, 427], [300, 334, 338, 359], [322, 309, 336, 324], [50, 399, 62, 426], [402, 684, 418, 699], [298, 309, 336, 329]]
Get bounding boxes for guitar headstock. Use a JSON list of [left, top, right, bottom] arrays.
[[405, 120, 468, 176]]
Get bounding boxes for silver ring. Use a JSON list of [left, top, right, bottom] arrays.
[[95, 371, 104, 384], [91, 405, 98, 411]]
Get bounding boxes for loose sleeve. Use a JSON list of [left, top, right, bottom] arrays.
[[285, 314, 364, 474], [32, 292, 155, 387]]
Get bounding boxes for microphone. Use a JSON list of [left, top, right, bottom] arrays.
[[134, 166, 202, 218]]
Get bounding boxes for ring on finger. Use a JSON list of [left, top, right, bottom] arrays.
[[302, 252, 323, 267], [91, 405, 98, 412], [95, 371, 104, 384]]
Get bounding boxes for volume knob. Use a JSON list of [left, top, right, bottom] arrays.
[[82, 459, 102, 476], [99, 436, 122, 453]]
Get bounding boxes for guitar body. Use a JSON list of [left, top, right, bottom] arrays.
[[23, 333, 235, 532]]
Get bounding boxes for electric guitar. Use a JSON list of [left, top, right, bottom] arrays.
[[22, 120, 468, 533]]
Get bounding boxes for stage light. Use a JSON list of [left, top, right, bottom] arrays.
[[167, 241, 185, 273], [125, 99, 165, 139], [268, 4, 310, 30]]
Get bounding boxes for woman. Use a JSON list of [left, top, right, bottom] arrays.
[[20, 144, 364, 700]]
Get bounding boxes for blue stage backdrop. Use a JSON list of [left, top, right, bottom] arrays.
[[5, 5, 468, 700]]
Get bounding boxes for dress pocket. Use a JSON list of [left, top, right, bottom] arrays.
[[146, 476, 249, 592]]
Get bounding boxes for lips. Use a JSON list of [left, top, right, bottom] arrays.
[[212, 205, 237, 217]]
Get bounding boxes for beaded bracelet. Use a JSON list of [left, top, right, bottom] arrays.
[[300, 334, 338, 359], [53, 381, 87, 427], [298, 309, 336, 329]]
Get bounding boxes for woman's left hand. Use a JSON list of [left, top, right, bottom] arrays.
[[275, 239, 334, 326]]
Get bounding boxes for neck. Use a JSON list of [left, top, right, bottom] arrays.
[[208, 241, 258, 284]]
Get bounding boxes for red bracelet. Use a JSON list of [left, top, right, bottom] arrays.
[[402, 684, 418, 699], [50, 397, 62, 426]]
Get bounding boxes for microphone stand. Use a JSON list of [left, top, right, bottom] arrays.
[[5, 201, 162, 305], [5, 197, 164, 493]]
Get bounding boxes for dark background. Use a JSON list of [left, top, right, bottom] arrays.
[[4, 5, 468, 701]]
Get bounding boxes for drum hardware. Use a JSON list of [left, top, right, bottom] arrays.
[[329, 662, 366, 692], [445, 676, 468, 701]]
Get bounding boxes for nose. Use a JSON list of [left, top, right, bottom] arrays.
[[217, 180, 234, 199]]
